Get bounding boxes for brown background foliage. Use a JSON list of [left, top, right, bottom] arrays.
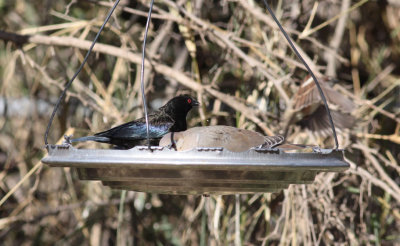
[[0, 0, 399, 245]]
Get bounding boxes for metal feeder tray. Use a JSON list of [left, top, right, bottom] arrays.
[[42, 144, 349, 195]]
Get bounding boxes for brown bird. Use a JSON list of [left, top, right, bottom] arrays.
[[284, 76, 355, 136], [159, 126, 285, 152]]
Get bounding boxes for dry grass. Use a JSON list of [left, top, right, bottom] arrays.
[[0, 0, 399, 245]]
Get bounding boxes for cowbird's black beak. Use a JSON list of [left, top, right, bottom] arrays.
[[192, 99, 200, 107]]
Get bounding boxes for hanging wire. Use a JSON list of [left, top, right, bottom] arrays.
[[44, 0, 339, 150], [44, 0, 121, 145], [261, 0, 339, 149], [140, 0, 155, 148]]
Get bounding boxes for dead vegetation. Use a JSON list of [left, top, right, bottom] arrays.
[[0, 0, 399, 245]]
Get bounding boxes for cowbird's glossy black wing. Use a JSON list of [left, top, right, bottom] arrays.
[[91, 113, 175, 149], [95, 121, 173, 140], [95, 115, 174, 140]]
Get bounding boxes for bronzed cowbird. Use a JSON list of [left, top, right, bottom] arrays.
[[71, 94, 199, 149]]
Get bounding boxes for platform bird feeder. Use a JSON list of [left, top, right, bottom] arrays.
[[41, 0, 350, 195], [42, 145, 349, 195]]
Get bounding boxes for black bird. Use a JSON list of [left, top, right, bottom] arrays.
[[71, 95, 199, 149]]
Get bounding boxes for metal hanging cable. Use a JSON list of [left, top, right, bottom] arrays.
[[140, 0, 155, 148], [261, 0, 339, 149], [44, 0, 121, 145], [44, 0, 339, 150]]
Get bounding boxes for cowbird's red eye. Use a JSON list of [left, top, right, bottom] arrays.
[[187, 99, 192, 104]]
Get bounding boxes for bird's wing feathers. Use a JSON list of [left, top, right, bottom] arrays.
[[298, 106, 355, 136], [177, 126, 266, 152], [95, 114, 174, 140], [293, 79, 321, 113], [119, 122, 173, 139], [291, 78, 355, 133], [322, 86, 355, 112], [160, 126, 283, 152], [261, 135, 285, 149], [294, 79, 354, 113]]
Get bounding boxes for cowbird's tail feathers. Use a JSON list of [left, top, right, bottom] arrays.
[[70, 136, 111, 143]]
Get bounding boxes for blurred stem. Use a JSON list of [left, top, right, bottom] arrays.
[[171, 1, 207, 125], [372, 213, 380, 246], [379, 192, 391, 237], [200, 203, 207, 246], [290, 191, 297, 245], [0, 162, 42, 207], [349, 22, 361, 96], [275, 0, 283, 19], [300, 0, 370, 38], [235, 194, 241, 246], [264, 194, 271, 239], [192, 57, 208, 126], [117, 190, 127, 246], [64, 167, 90, 239], [235, 90, 241, 127], [0, 128, 75, 207]]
